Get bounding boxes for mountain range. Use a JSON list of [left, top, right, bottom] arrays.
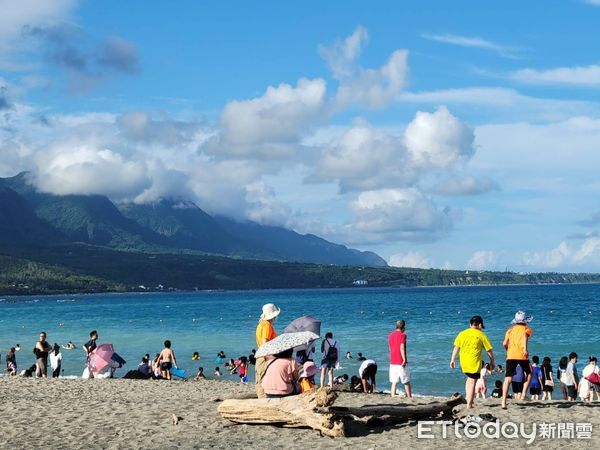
[[0, 172, 386, 266]]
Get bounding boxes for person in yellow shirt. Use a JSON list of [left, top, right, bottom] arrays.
[[501, 310, 533, 409], [450, 315, 495, 409], [255, 303, 280, 398]]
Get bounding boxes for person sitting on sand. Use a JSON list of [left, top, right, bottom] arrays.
[[192, 352, 200, 361], [138, 354, 152, 377], [541, 356, 554, 400], [450, 315, 495, 409], [350, 375, 364, 392], [157, 340, 178, 381], [214, 366, 222, 377], [255, 303, 280, 398], [6, 347, 17, 376], [501, 311, 533, 409], [475, 363, 492, 399], [356, 353, 366, 361], [261, 348, 299, 398], [359, 359, 377, 394], [195, 367, 206, 380], [63, 341, 76, 350], [299, 361, 319, 393], [20, 364, 37, 377], [334, 374, 349, 384], [50, 344, 62, 378]]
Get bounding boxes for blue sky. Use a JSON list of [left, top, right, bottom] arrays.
[[2, 0, 600, 272]]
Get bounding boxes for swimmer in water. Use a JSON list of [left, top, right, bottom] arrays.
[[62, 341, 76, 350], [192, 352, 200, 361]]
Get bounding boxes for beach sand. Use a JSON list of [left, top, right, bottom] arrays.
[[0, 378, 599, 449]]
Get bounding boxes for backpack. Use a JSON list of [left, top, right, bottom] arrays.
[[325, 339, 338, 361]]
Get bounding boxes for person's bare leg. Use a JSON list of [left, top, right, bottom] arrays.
[[501, 377, 511, 409], [404, 382, 412, 398], [328, 369, 334, 389], [391, 381, 398, 397], [521, 373, 531, 400], [319, 367, 326, 388], [465, 378, 476, 408]]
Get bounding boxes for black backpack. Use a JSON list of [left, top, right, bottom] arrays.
[[325, 339, 338, 361]]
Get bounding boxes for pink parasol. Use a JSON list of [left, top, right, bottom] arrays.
[[89, 343, 115, 374]]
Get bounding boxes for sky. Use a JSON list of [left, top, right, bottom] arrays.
[[1, 0, 600, 272]]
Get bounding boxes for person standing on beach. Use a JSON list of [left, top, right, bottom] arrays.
[[541, 356, 554, 400], [157, 340, 178, 380], [255, 303, 280, 398], [388, 320, 412, 398], [501, 311, 533, 409], [34, 332, 52, 378], [84, 330, 98, 378], [50, 344, 62, 378], [450, 315, 495, 409], [563, 352, 579, 400], [320, 332, 340, 389]]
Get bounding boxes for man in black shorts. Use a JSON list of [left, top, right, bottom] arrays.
[[359, 359, 377, 393]]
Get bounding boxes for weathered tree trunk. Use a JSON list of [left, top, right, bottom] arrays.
[[218, 390, 464, 438], [218, 389, 346, 437]]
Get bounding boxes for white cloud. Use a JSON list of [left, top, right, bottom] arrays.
[[389, 251, 432, 268], [510, 65, 600, 86], [430, 175, 499, 196], [318, 25, 368, 79], [211, 77, 327, 158], [584, 0, 600, 5], [348, 188, 452, 242], [244, 181, 294, 227], [572, 237, 600, 264], [422, 33, 520, 59], [521, 242, 571, 268], [336, 50, 409, 109], [466, 250, 497, 271], [404, 106, 474, 170]]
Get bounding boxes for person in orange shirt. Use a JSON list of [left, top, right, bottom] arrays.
[[255, 303, 280, 398], [501, 310, 533, 409]]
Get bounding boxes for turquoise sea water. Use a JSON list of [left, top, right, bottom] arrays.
[[1, 284, 599, 396]]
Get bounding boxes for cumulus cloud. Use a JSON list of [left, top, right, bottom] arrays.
[[422, 33, 521, 59], [521, 242, 571, 268], [509, 65, 600, 87], [388, 251, 432, 268], [208, 78, 327, 158], [521, 239, 600, 269], [348, 188, 452, 242], [311, 106, 477, 193], [244, 181, 294, 227], [318, 25, 368, 79], [466, 250, 497, 271]]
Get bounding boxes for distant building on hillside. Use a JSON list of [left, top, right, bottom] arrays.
[[353, 279, 368, 286]]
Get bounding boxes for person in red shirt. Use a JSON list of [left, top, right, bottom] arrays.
[[388, 320, 412, 398]]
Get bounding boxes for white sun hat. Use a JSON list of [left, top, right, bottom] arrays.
[[511, 310, 533, 324], [260, 303, 281, 321]]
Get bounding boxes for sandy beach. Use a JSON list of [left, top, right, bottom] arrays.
[[0, 378, 598, 449]]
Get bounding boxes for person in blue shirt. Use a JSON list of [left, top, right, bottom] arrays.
[[529, 355, 543, 400]]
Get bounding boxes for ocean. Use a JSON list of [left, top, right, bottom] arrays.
[[1, 284, 598, 396]]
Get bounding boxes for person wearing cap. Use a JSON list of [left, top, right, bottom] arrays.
[[450, 315, 495, 409], [388, 320, 412, 398], [255, 303, 280, 398], [501, 310, 533, 409]]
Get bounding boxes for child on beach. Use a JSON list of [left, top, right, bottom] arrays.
[[195, 367, 206, 380], [157, 340, 178, 380], [511, 364, 524, 398], [334, 374, 349, 384], [50, 343, 62, 378], [6, 347, 17, 376], [475, 363, 492, 399], [541, 356, 554, 400], [491, 380, 504, 398], [299, 361, 319, 393], [238, 356, 248, 382], [214, 367, 222, 377], [529, 356, 543, 400]]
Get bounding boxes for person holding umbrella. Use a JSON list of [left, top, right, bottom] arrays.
[[255, 303, 280, 398]]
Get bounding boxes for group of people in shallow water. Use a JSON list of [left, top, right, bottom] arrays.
[[451, 311, 600, 409]]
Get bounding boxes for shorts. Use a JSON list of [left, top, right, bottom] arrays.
[[361, 363, 378, 382], [321, 358, 337, 370], [543, 384, 554, 393], [511, 381, 523, 393], [389, 364, 410, 384], [505, 359, 531, 377], [464, 372, 481, 380], [36, 357, 48, 376], [567, 385, 577, 399], [530, 387, 541, 395], [160, 362, 172, 371]]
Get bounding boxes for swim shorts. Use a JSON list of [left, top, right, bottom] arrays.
[[389, 364, 410, 384]]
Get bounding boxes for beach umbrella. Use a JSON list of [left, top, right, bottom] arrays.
[[283, 316, 321, 353], [255, 331, 320, 358], [89, 343, 115, 374]]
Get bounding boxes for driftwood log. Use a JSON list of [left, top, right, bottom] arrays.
[[218, 389, 464, 438]]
